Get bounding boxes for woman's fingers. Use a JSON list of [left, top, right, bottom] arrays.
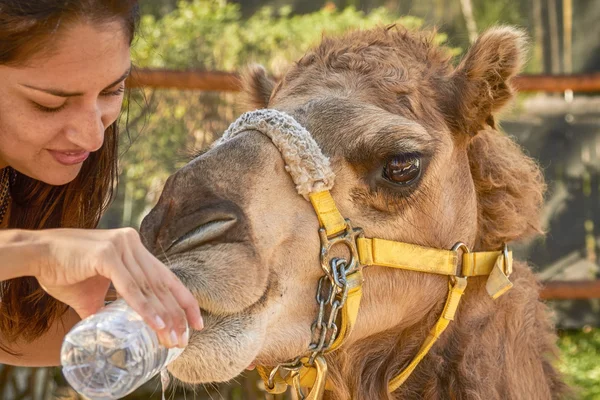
[[101, 250, 178, 349], [163, 269, 204, 331], [115, 228, 202, 347], [134, 247, 203, 339], [120, 247, 182, 349], [35, 227, 202, 350]]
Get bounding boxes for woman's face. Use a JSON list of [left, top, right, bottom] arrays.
[[0, 22, 131, 185]]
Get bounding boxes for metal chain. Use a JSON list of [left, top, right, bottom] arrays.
[[308, 257, 350, 364], [266, 257, 351, 394], [265, 222, 363, 397]]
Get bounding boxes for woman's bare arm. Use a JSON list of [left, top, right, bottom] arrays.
[[0, 229, 43, 280], [0, 230, 75, 366]]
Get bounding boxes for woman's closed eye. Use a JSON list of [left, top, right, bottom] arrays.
[[31, 84, 125, 113], [32, 101, 67, 114], [101, 83, 125, 97]]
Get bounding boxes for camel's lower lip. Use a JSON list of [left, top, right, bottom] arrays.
[[168, 308, 267, 384], [167, 219, 236, 255]]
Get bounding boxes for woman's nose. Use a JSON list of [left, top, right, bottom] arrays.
[[65, 107, 105, 152]]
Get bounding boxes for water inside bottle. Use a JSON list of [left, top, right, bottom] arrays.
[[61, 298, 179, 399], [62, 321, 154, 397]]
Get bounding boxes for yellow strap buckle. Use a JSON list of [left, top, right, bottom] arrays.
[[485, 244, 513, 299], [258, 356, 332, 397], [290, 356, 329, 400], [317, 218, 363, 279]]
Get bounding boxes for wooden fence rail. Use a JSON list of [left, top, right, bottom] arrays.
[[539, 280, 600, 300], [126, 68, 600, 93]]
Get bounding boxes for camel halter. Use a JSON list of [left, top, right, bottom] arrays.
[[216, 109, 514, 399]]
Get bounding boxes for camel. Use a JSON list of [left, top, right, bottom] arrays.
[[140, 25, 569, 399]]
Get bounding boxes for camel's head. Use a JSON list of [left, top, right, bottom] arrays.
[[140, 26, 544, 388]]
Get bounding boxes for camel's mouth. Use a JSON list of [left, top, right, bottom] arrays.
[[166, 218, 237, 255], [167, 289, 270, 384]]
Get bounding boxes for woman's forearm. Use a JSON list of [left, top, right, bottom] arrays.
[[0, 229, 70, 367], [0, 230, 44, 280]]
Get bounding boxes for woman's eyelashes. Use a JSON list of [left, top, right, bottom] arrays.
[[101, 84, 125, 97], [32, 101, 66, 113]]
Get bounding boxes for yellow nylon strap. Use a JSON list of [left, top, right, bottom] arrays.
[[329, 270, 363, 351], [357, 237, 458, 276], [309, 191, 347, 237], [462, 250, 503, 276], [388, 276, 468, 392], [359, 238, 514, 281]]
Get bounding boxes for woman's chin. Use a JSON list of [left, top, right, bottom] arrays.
[[25, 165, 82, 186]]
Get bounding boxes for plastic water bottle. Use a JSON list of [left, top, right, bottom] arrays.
[[60, 298, 188, 400]]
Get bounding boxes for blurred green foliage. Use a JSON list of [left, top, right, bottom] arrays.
[[133, 2, 433, 72], [558, 328, 600, 399]]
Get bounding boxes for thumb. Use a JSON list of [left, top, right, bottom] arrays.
[[38, 281, 105, 319], [66, 277, 111, 319], [71, 297, 106, 320]]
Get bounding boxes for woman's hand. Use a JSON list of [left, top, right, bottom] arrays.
[[30, 228, 203, 349]]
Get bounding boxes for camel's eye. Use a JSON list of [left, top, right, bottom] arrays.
[[383, 154, 421, 185]]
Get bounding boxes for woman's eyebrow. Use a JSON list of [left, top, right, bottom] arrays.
[[19, 66, 132, 97]]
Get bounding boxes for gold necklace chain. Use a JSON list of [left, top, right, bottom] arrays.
[[0, 167, 11, 225]]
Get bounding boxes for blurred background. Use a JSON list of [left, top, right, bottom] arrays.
[[2, 0, 599, 398]]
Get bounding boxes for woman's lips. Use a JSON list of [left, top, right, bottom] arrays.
[[48, 150, 90, 166]]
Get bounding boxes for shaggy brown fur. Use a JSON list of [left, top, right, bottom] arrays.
[[240, 63, 275, 110], [468, 129, 546, 251]]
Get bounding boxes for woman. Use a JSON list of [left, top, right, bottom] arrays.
[[0, 0, 203, 367]]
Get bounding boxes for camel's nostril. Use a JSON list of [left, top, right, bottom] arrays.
[[166, 218, 237, 255]]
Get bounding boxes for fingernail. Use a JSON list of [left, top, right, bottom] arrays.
[[179, 332, 188, 348], [170, 330, 178, 347], [194, 316, 204, 331], [154, 316, 166, 330]]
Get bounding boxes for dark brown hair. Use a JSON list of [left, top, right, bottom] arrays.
[[0, 0, 139, 349]]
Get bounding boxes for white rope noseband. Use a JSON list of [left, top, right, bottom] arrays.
[[213, 109, 335, 200]]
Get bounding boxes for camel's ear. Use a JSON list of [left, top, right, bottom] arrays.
[[241, 64, 276, 110], [440, 27, 527, 136]]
